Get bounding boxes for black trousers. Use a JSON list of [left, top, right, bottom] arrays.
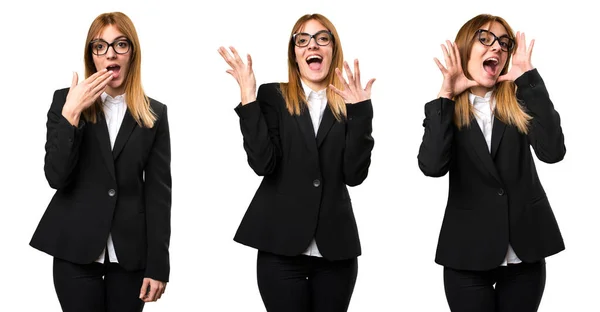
[[256, 251, 358, 312], [53, 257, 145, 312], [443, 261, 546, 312]]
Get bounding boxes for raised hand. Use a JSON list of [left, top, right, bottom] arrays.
[[218, 46, 256, 105], [62, 69, 113, 126], [498, 31, 534, 82], [434, 40, 478, 99], [329, 59, 375, 104]]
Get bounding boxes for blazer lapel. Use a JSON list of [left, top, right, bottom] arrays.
[[465, 123, 503, 184], [294, 109, 318, 156], [112, 110, 136, 160], [93, 113, 116, 181], [316, 105, 335, 148], [490, 116, 506, 159]]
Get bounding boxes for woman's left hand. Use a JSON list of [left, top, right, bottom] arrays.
[[139, 277, 167, 302], [330, 59, 375, 104], [498, 31, 535, 82]]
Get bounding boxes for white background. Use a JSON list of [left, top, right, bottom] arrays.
[[1, 0, 598, 311]]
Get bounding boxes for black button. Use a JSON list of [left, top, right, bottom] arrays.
[[497, 188, 505, 196], [530, 83, 536, 87], [108, 189, 116, 197], [437, 110, 441, 115], [313, 179, 321, 187]]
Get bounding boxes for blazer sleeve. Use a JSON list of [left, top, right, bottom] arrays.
[[44, 88, 86, 189], [234, 84, 282, 176], [516, 69, 566, 163], [343, 100, 374, 186], [417, 97, 455, 177], [144, 104, 172, 282]]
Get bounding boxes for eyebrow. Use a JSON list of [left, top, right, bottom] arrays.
[[93, 35, 128, 42]]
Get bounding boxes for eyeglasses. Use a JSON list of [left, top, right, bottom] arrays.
[[89, 38, 132, 56], [476, 29, 515, 52], [292, 30, 333, 47]]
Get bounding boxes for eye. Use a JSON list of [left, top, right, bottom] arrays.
[[117, 40, 129, 48], [93, 43, 105, 51], [317, 35, 330, 43]]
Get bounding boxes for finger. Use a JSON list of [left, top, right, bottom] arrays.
[[448, 41, 458, 68], [70, 72, 78, 90], [146, 282, 159, 302], [335, 68, 349, 89], [452, 42, 462, 66], [218, 47, 237, 68], [528, 39, 535, 60], [90, 72, 113, 96], [353, 59, 361, 87], [433, 58, 447, 74], [156, 284, 165, 300], [440, 44, 451, 68], [329, 84, 345, 99], [343, 61, 355, 87], [247, 54, 253, 71], [139, 279, 150, 299], [364, 78, 376, 94], [229, 46, 244, 65]]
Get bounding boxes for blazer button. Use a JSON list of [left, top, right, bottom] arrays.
[[497, 188, 505, 196], [313, 179, 321, 187], [108, 189, 116, 197]]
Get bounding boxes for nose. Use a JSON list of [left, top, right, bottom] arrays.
[[490, 39, 502, 52], [307, 36, 319, 50], [105, 45, 117, 59]]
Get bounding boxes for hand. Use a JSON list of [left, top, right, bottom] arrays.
[[62, 69, 113, 126], [434, 40, 478, 99], [498, 31, 534, 82], [218, 46, 257, 105], [139, 277, 167, 302], [329, 59, 375, 104]]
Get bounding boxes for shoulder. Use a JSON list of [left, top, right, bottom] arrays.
[[148, 97, 167, 117], [258, 82, 283, 97], [48, 87, 70, 110]]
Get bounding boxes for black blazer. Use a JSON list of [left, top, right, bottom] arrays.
[[233, 83, 374, 261], [418, 69, 565, 271], [30, 88, 172, 282]]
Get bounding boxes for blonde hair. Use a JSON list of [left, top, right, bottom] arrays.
[[280, 14, 346, 121], [82, 12, 156, 128], [453, 14, 531, 134]]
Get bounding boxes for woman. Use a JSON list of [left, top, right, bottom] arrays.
[[30, 12, 171, 312], [418, 14, 565, 312], [219, 13, 375, 312]]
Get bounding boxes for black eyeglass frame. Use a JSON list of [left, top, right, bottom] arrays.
[[292, 30, 333, 47], [89, 38, 133, 56], [475, 29, 515, 52]]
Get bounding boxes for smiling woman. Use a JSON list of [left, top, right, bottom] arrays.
[[29, 11, 172, 312], [218, 13, 376, 312]]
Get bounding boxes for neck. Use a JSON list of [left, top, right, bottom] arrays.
[[469, 85, 493, 97]]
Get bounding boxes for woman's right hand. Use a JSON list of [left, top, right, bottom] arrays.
[[62, 69, 113, 126], [218, 46, 256, 105], [433, 40, 477, 99]]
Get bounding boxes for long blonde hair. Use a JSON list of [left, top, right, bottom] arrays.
[[280, 14, 346, 121], [82, 12, 156, 128], [453, 14, 531, 134]]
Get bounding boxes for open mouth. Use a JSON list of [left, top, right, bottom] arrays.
[[483, 58, 499, 76], [306, 55, 323, 70], [106, 64, 121, 79]]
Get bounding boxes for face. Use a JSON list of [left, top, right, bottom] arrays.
[[294, 19, 333, 91], [91, 25, 131, 96], [467, 21, 511, 97]]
